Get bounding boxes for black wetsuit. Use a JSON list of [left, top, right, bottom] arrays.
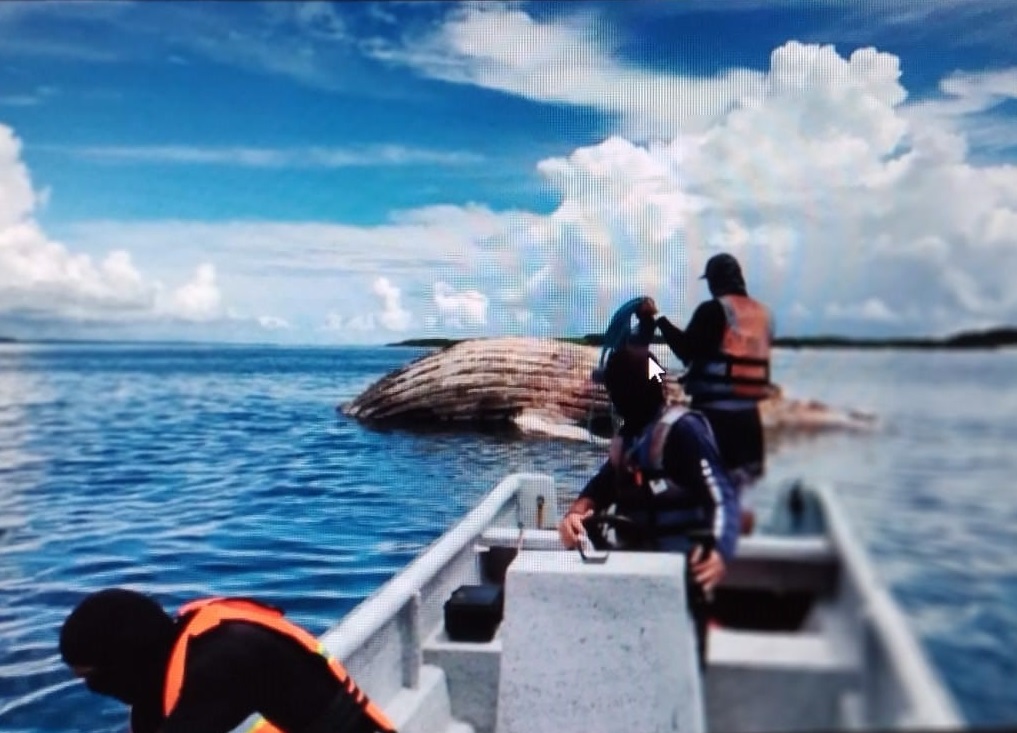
[[130, 621, 386, 733]]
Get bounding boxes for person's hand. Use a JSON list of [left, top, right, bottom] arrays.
[[690, 546, 726, 592], [637, 297, 658, 321], [559, 510, 593, 549]]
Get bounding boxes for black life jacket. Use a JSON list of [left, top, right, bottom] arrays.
[[608, 406, 715, 548]]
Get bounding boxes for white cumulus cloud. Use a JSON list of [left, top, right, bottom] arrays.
[[367, 3, 765, 141], [433, 281, 489, 328], [464, 40, 1017, 336], [0, 123, 229, 329], [372, 276, 412, 332], [350, 6, 1017, 339], [18, 32, 1017, 342], [155, 263, 222, 322]]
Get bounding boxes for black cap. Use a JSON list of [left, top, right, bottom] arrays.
[[700, 252, 743, 282]]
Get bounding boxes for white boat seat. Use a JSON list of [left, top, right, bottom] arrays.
[[706, 628, 858, 733], [709, 627, 854, 671]]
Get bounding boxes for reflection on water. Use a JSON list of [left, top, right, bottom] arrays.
[[0, 347, 46, 476], [0, 349, 41, 580], [0, 344, 1015, 730]]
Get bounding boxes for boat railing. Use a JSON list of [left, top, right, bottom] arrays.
[[316, 472, 555, 707], [815, 483, 964, 729]]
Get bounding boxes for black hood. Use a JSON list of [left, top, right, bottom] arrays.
[[701, 253, 747, 297], [602, 345, 665, 436], [59, 588, 177, 706]]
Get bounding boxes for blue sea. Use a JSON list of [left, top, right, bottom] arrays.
[[0, 343, 1015, 732]]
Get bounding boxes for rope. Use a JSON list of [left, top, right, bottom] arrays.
[[597, 297, 646, 371]]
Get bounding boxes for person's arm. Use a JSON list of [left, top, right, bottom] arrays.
[[661, 414, 741, 577], [657, 302, 725, 365], [559, 460, 614, 548]]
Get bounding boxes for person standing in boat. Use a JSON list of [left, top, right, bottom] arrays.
[[558, 343, 741, 668], [635, 253, 774, 515], [59, 589, 398, 733]]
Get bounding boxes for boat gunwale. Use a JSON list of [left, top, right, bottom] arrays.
[[320, 473, 543, 661], [811, 482, 964, 728]]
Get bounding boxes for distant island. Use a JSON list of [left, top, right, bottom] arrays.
[[389, 326, 1017, 350], [0, 336, 17, 343]]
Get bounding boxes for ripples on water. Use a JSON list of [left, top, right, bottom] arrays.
[[0, 343, 1015, 731]]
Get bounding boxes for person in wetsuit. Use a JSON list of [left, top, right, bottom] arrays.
[[558, 344, 741, 668], [59, 589, 397, 733], [636, 253, 774, 503]]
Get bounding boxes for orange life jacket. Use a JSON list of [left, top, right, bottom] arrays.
[[163, 597, 396, 733], [683, 294, 773, 401]]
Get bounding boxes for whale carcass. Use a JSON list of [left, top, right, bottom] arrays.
[[339, 337, 877, 444]]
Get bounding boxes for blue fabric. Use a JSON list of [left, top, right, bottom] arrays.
[[587, 298, 648, 433], [598, 297, 646, 370]]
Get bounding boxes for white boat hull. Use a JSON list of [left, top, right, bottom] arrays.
[[231, 474, 963, 733]]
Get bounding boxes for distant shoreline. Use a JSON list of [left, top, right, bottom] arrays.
[[388, 326, 1017, 351], [3, 325, 1015, 350]]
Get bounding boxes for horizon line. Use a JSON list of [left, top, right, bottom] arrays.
[[3, 324, 1017, 350]]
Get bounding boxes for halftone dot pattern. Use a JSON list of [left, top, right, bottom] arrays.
[[4, 4, 1015, 731]]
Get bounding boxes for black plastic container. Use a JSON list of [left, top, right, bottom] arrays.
[[443, 584, 504, 643]]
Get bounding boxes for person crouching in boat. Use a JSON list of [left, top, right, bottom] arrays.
[[558, 343, 741, 669], [59, 589, 398, 733]]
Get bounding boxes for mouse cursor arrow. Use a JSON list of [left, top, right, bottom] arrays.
[[648, 356, 666, 383]]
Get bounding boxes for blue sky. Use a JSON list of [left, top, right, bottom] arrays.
[[1, 0, 1016, 343]]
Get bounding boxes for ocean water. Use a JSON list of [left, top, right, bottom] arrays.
[[0, 343, 1014, 731]]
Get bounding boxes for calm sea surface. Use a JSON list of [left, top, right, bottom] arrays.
[[0, 343, 1015, 731]]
